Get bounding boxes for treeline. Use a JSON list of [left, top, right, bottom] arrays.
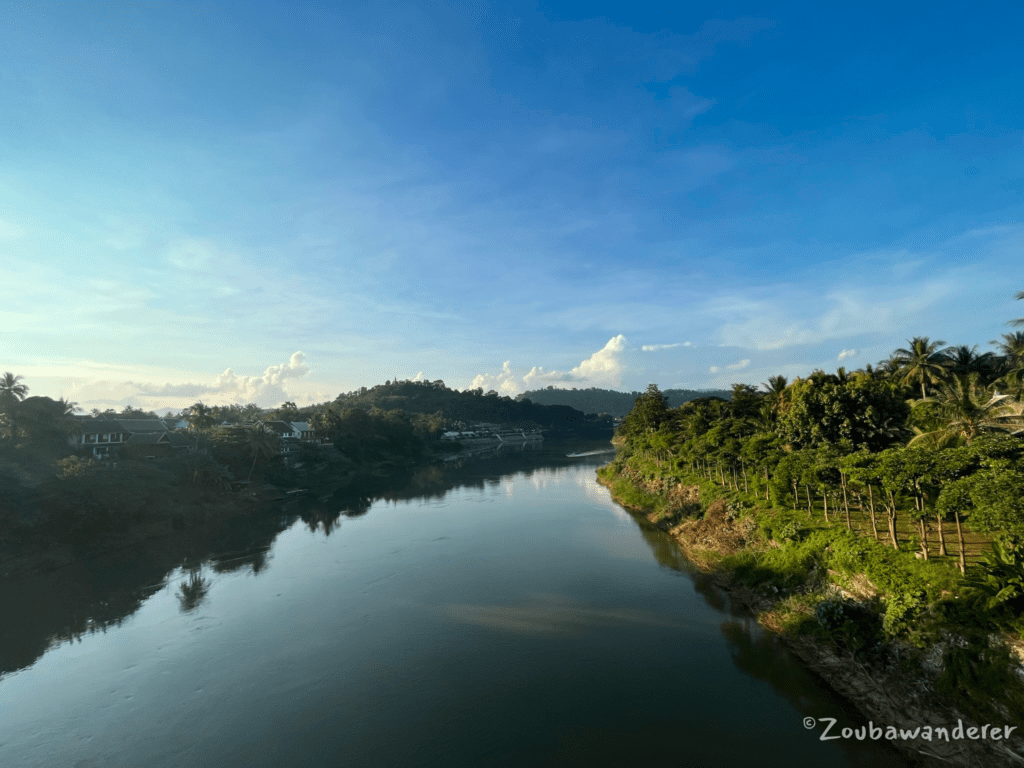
[[517, 385, 732, 417], [326, 379, 612, 435], [619, 337, 1024, 575]]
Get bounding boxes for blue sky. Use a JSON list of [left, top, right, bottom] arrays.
[[2, 0, 1023, 413]]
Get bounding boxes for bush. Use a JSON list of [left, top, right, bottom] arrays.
[[815, 596, 884, 657], [935, 634, 1024, 723]]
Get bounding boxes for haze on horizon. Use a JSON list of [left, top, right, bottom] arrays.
[[2, 1, 1022, 414]]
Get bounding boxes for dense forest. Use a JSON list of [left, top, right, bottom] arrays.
[[517, 385, 732, 416], [601, 297, 1024, 730]]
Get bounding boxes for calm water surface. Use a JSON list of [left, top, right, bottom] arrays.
[[0, 442, 907, 767]]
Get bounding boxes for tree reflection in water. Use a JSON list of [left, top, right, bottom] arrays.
[[177, 566, 209, 613]]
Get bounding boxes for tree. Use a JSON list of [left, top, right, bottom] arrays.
[[775, 371, 909, 451], [0, 372, 28, 414], [893, 337, 948, 399], [5, 395, 80, 448], [619, 384, 670, 437], [992, 331, 1024, 400], [179, 447, 233, 490], [245, 424, 281, 481], [184, 402, 216, 438], [941, 344, 999, 386], [1009, 289, 1024, 329], [908, 372, 1024, 446]]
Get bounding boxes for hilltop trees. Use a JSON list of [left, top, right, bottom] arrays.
[[775, 371, 909, 451], [619, 384, 671, 438]]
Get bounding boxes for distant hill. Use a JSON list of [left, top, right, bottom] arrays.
[[515, 386, 732, 417], [330, 380, 612, 436]]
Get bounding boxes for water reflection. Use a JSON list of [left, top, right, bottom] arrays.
[[0, 440, 611, 680], [438, 593, 687, 635], [623, 506, 909, 767], [177, 567, 210, 613]]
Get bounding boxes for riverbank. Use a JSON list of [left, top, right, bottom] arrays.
[[597, 462, 1024, 768]]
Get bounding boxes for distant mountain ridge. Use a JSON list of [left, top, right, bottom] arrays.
[[515, 386, 732, 417]]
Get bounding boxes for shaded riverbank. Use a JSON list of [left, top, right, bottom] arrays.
[[597, 468, 1024, 768]]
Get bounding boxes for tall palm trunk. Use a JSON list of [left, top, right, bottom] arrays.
[[867, 484, 879, 541], [885, 490, 899, 550], [822, 489, 829, 522], [918, 516, 929, 560], [804, 484, 812, 517], [741, 461, 748, 494], [840, 473, 852, 531], [935, 511, 948, 556], [953, 508, 966, 574]]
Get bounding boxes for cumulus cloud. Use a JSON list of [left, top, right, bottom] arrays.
[[470, 361, 519, 395], [838, 348, 858, 360], [523, 335, 627, 389], [469, 335, 629, 395], [133, 352, 310, 406], [641, 341, 691, 351]]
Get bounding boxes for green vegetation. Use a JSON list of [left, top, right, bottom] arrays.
[[600, 301, 1024, 725], [516, 385, 731, 417], [0, 375, 612, 572]]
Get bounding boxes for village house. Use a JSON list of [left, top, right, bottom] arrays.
[[70, 417, 192, 459]]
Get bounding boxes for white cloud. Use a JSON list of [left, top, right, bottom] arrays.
[[523, 334, 627, 389], [470, 360, 519, 395], [726, 359, 750, 370], [469, 335, 629, 395], [133, 351, 310, 407], [641, 341, 691, 351], [709, 366, 719, 373], [838, 348, 858, 360]]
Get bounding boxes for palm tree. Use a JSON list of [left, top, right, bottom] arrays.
[[908, 372, 1024, 446], [941, 344, 999, 385], [184, 401, 215, 443], [992, 332, 1024, 402], [0, 372, 28, 414], [875, 354, 904, 381], [760, 375, 788, 414], [245, 424, 281, 481], [1009, 290, 1024, 328], [893, 337, 948, 399]]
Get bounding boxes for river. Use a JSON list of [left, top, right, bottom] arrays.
[[0, 440, 907, 767]]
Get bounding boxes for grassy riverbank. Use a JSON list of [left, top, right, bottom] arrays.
[[598, 455, 1024, 767]]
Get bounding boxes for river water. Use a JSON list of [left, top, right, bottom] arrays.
[[0, 441, 907, 767]]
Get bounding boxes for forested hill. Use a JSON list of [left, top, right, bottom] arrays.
[[515, 386, 732, 417], [332, 380, 611, 435]]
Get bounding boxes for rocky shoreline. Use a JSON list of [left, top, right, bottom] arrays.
[[597, 474, 1024, 768]]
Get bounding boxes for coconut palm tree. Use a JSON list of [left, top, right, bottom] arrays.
[[908, 372, 1024, 446], [1009, 290, 1024, 328], [992, 331, 1024, 400], [760, 375, 788, 414], [875, 354, 904, 381], [245, 424, 281, 481], [941, 344, 999, 385], [0, 372, 28, 415], [893, 337, 948, 399], [184, 401, 215, 444]]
